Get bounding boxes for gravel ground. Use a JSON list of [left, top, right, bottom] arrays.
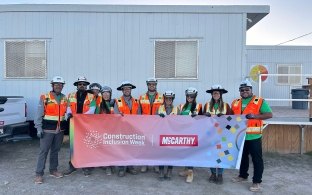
[[1, 139, 312, 195]]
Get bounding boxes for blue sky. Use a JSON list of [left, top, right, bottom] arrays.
[[1, 0, 311, 46]]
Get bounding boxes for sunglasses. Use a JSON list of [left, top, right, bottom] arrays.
[[240, 88, 250, 92], [78, 83, 87, 86], [186, 95, 196, 98]]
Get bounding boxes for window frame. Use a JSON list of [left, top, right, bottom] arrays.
[[276, 64, 302, 85], [4, 39, 47, 79], [154, 39, 199, 80]]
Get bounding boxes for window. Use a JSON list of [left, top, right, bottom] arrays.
[[155, 40, 198, 79], [277, 64, 302, 85], [5, 40, 47, 78]]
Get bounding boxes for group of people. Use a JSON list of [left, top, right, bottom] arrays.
[[34, 75, 272, 192]]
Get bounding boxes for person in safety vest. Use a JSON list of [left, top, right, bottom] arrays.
[[99, 85, 115, 175], [63, 76, 96, 177], [203, 84, 233, 185], [178, 87, 202, 183], [139, 77, 163, 173], [231, 79, 272, 192], [88, 83, 102, 114], [34, 76, 67, 184], [114, 81, 141, 177], [156, 90, 180, 181]]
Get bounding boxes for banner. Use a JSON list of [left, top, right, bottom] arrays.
[[70, 114, 247, 169]]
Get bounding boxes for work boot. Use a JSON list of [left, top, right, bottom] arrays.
[[82, 168, 91, 177], [126, 167, 138, 175], [105, 167, 112, 176], [209, 173, 217, 183], [165, 169, 172, 180], [216, 174, 223, 185], [49, 170, 64, 178], [179, 168, 188, 177], [153, 166, 160, 173], [140, 166, 148, 173], [64, 163, 76, 176], [34, 175, 43, 184], [118, 167, 126, 177], [250, 183, 261, 192], [186, 169, 194, 183], [158, 169, 165, 181]]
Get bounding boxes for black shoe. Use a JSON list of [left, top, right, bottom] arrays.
[[126, 167, 138, 175], [82, 168, 91, 177], [118, 169, 126, 177], [64, 166, 77, 176], [158, 170, 165, 181], [165, 169, 172, 180], [216, 174, 223, 185]]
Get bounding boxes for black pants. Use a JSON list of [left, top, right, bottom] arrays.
[[239, 138, 263, 183]]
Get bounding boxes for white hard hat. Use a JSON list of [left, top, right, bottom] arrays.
[[206, 84, 228, 94], [101, 86, 112, 94], [164, 90, 175, 99], [146, 77, 158, 84], [239, 79, 252, 88], [117, 81, 136, 91], [89, 83, 102, 90], [51, 76, 65, 84], [185, 87, 198, 96], [73, 76, 90, 86]]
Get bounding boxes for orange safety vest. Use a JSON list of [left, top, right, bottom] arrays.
[[41, 92, 68, 130], [231, 96, 263, 134], [204, 103, 227, 115], [180, 103, 202, 115], [115, 96, 139, 115], [158, 105, 178, 115], [139, 92, 163, 115], [68, 92, 94, 114]]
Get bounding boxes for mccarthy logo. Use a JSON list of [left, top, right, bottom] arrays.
[[160, 135, 198, 146]]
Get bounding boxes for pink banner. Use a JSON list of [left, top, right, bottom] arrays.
[[71, 114, 247, 169]]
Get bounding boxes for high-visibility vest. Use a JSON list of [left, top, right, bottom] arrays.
[[115, 96, 139, 115], [180, 103, 202, 115], [231, 96, 263, 135], [41, 92, 68, 130], [204, 103, 227, 115], [139, 93, 163, 115], [95, 95, 102, 114], [68, 92, 94, 113], [157, 105, 178, 115]]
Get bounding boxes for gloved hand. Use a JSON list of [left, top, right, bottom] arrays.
[[205, 113, 211, 117], [159, 113, 165, 118], [217, 113, 224, 117], [246, 113, 256, 119], [191, 113, 197, 118], [67, 113, 73, 120], [37, 128, 44, 139]]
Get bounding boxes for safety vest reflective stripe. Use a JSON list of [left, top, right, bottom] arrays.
[[180, 104, 202, 115], [140, 93, 163, 115], [204, 103, 227, 115], [246, 127, 262, 134], [43, 115, 66, 121], [158, 105, 178, 115], [116, 96, 139, 114], [68, 92, 93, 113]]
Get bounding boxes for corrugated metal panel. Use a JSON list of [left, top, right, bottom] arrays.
[[0, 10, 245, 120]]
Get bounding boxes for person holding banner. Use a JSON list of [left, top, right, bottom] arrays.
[[156, 90, 180, 181], [114, 81, 141, 177], [64, 76, 96, 177], [231, 79, 272, 192], [139, 78, 163, 173], [179, 87, 202, 183], [34, 76, 67, 184], [204, 84, 233, 185], [99, 85, 115, 175]]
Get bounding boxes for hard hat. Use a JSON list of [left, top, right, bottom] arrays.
[[185, 87, 198, 96], [239, 79, 252, 89], [163, 90, 175, 100], [101, 86, 112, 94], [51, 76, 65, 84], [117, 81, 136, 91], [89, 83, 102, 90], [146, 77, 158, 84], [206, 84, 228, 94], [73, 76, 90, 86]]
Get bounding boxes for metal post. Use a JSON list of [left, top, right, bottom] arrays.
[[300, 125, 305, 154], [258, 72, 262, 97]]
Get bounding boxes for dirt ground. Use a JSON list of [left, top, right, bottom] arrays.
[[1, 139, 312, 195]]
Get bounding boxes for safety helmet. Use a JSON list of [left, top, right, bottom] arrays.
[[117, 81, 136, 91], [206, 84, 228, 94], [51, 76, 65, 84], [146, 77, 158, 85], [185, 87, 198, 96], [101, 86, 112, 94], [163, 90, 175, 100], [73, 76, 90, 86], [89, 83, 102, 91], [239, 79, 252, 89]]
